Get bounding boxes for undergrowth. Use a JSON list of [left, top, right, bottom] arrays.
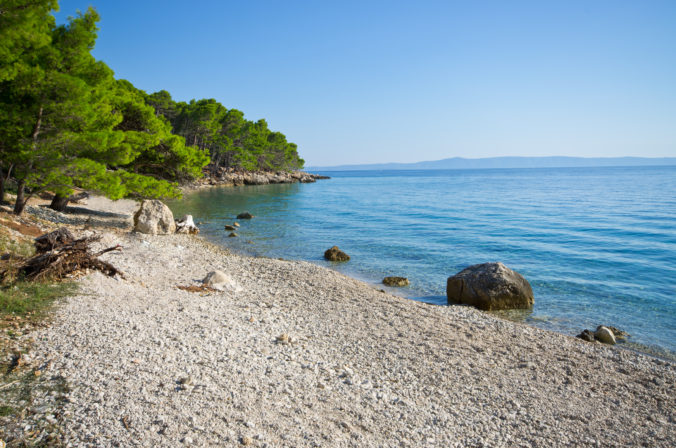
[[0, 282, 77, 324], [0, 227, 35, 258]]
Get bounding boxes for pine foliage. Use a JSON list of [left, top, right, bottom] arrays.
[[0, 1, 302, 215]]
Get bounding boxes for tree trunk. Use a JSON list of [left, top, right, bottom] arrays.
[[0, 163, 14, 205], [13, 179, 26, 215], [49, 193, 70, 212], [13, 106, 43, 215], [0, 167, 5, 205]]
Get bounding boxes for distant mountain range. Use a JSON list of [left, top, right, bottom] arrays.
[[308, 156, 676, 171]]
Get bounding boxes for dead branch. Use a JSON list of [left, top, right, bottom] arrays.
[[1, 228, 125, 283]]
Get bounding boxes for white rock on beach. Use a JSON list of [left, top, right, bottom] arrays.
[[133, 199, 176, 235], [175, 214, 199, 234], [202, 270, 240, 292]]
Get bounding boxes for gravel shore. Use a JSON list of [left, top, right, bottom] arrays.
[[21, 198, 676, 447]]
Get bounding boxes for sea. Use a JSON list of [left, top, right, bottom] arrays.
[[168, 166, 676, 359]]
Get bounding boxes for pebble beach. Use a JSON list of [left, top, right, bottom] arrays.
[[12, 196, 676, 447]]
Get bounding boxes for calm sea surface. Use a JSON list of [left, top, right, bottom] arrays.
[[168, 166, 676, 358]]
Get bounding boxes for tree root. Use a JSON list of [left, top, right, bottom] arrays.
[[1, 228, 125, 283]]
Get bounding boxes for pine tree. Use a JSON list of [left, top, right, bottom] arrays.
[[0, 4, 209, 215]]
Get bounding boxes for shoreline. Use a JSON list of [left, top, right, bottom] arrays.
[[182, 169, 330, 192], [173, 184, 676, 362], [8, 195, 675, 446], [199, 228, 676, 363]]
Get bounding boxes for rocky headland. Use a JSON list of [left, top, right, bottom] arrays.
[[186, 168, 330, 190], [1, 196, 674, 447]]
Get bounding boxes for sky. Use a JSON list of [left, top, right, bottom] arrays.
[[54, 0, 676, 166]]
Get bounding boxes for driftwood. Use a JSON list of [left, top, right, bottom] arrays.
[[34, 227, 76, 252], [1, 228, 124, 282], [176, 284, 218, 293]]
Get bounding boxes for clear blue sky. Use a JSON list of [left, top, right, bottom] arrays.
[[54, 0, 676, 166]]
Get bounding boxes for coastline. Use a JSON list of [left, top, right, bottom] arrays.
[[182, 169, 330, 192], [7, 196, 676, 446]]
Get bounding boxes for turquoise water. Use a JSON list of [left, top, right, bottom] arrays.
[[168, 166, 676, 357]]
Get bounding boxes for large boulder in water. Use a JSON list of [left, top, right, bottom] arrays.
[[446, 262, 534, 310], [133, 200, 176, 235], [324, 246, 350, 262]]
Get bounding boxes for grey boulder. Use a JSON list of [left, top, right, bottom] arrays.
[[447, 262, 534, 311]]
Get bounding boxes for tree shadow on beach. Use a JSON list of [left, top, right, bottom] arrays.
[[62, 205, 129, 219]]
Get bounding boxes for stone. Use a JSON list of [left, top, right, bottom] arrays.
[[383, 276, 410, 287], [133, 200, 176, 235], [233, 222, 240, 227], [607, 326, 629, 341], [178, 376, 193, 385], [595, 326, 617, 345], [224, 225, 236, 231], [228, 232, 238, 238], [175, 215, 199, 234], [576, 329, 595, 342], [276, 333, 292, 344], [324, 246, 350, 262], [237, 212, 254, 219], [446, 262, 534, 311], [202, 270, 240, 292]]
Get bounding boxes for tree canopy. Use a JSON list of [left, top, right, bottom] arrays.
[[0, 1, 303, 215], [147, 93, 304, 172]]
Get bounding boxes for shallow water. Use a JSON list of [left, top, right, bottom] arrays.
[[168, 166, 676, 357]]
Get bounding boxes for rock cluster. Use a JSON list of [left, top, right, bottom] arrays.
[[134, 202, 201, 236], [324, 246, 350, 262], [195, 169, 330, 187], [383, 276, 409, 287], [447, 262, 534, 311], [577, 325, 629, 345]]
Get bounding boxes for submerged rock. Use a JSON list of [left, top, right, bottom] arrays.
[[228, 232, 238, 238], [133, 200, 176, 235], [607, 326, 629, 341], [236, 212, 254, 219], [446, 262, 534, 311], [576, 329, 596, 342], [383, 276, 409, 287], [324, 246, 350, 262], [224, 225, 236, 231]]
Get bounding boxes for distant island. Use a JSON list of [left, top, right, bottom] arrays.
[[309, 156, 676, 171]]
